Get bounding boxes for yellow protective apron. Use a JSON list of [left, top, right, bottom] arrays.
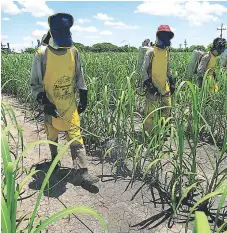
[[206, 52, 218, 94], [207, 52, 216, 73], [43, 47, 77, 131], [151, 46, 170, 95], [144, 46, 172, 133]]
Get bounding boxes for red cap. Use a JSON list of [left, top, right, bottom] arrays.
[[156, 25, 174, 39]]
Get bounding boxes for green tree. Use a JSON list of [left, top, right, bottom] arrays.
[[91, 43, 119, 52], [73, 42, 85, 52]]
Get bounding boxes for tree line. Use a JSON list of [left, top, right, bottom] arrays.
[[21, 42, 214, 54]]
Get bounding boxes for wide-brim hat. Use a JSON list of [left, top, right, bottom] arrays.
[[43, 13, 74, 47]]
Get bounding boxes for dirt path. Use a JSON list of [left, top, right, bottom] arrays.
[[2, 95, 196, 233]]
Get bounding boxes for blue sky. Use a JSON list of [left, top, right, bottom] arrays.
[[1, 1, 227, 52]]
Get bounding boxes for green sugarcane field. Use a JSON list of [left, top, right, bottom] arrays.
[[1, 2, 227, 233]]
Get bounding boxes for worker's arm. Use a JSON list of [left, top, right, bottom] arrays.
[[74, 50, 88, 114], [197, 54, 210, 78], [220, 49, 227, 68], [142, 49, 153, 81], [74, 50, 87, 91], [30, 52, 44, 99]]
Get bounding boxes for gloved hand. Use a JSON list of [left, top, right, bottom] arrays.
[[36, 92, 51, 105], [77, 89, 88, 114], [36, 92, 58, 118], [143, 78, 152, 88], [168, 75, 176, 95], [143, 78, 159, 95], [44, 103, 58, 118], [170, 85, 175, 95]]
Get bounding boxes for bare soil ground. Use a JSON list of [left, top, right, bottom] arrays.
[[3, 94, 226, 233]]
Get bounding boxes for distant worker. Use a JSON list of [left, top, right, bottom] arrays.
[[136, 39, 153, 95], [142, 25, 175, 133], [30, 13, 99, 186], [187, 37, 226, 93], [138, 39, 152, 74], [35, 39, 41, 49], [220, 47, 227, 71]]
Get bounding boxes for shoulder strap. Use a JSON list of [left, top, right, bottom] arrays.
[[70, 46, 78, 57], [37, 46, 48, 79]]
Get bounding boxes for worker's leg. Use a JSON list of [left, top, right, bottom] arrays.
[[66, 110, 99, 185], [160, 95, 172, 135], [161, 95, 172, 120], [44, 121, 59, 160], [144, 92, 159, 134]]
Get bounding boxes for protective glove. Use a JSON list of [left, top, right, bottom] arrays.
[[143, 78, 152, 88], [169, 83, 175, 94], [143, 78, 159, 95], [168, 75, 176, 95], [36, 92, 50, 105], [77, 89, 88, 114], [44, 103, 58, 118], [36, 92, 58, 118]]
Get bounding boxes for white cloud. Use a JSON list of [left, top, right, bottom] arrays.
[[1, 0, 21, 14], [10, 31, 49, 52], [10, 36, 34, 52], [1, 35, 9, 40], [78, 18, 90, 24], [36, 21, 49, 29], [100, 30, 112, 35], [18, 0, 54, 17], [104, 21, 139, 30], [170, 27, 176, 32], [71, 25, 98, 33], [84, 36, 100, 39], [94, 13, 114, 21], [135, 0, 227, 26], [1, 0, 54, 17], [23, 36, 34, 43], [32, 29, 46, 39], [2, 17, 10, 21]]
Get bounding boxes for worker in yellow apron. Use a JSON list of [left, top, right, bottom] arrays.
[[197, 38, 226, 94], [30, 13, 99, 186], [142, 25, 175, 133]]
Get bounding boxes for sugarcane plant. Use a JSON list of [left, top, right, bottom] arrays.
[[1, 101, 108, 233]]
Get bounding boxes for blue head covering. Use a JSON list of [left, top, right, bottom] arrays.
[[43, 13, 74, 48]]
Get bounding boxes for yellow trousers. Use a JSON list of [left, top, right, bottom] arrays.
[[144, 92, 172, 133], [44, 109, 84, 145], [44, 115, 87, 169]]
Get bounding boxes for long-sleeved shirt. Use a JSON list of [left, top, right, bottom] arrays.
[[220, 49, 227, 69], [142, 47, 172, 82], [197, 52, 212, 77], [30, 45, 87, 99]]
